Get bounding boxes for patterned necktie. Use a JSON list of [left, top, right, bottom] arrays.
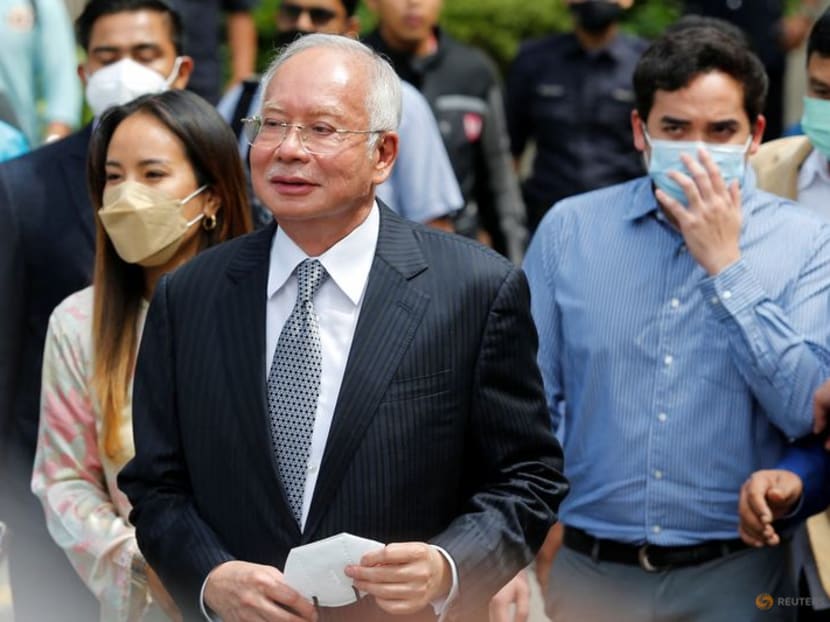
[[267, 258, 328, 525]]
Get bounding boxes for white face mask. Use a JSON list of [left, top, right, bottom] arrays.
[[85, 57, 183, 117]]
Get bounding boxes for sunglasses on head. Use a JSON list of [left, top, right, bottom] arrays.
[[279, 3, 338, 26]]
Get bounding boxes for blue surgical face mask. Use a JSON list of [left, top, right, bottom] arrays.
[[643, 129, 752, 205], [802, 96, 830, 160]]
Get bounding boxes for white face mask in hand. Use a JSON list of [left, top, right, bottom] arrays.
[[98, 180, 207, 267], [283, 533, 385, 607], [85, 57, 183, 117]]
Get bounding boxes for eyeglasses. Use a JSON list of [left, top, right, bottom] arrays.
[[242, 116, 387, 155], [278, 3, 338, 26]]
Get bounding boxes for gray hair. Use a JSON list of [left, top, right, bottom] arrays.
[[260, 33, 402, 134]]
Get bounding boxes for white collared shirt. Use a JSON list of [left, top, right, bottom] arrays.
[[797, 147, 830, 220], [265, 204, 379, 530]]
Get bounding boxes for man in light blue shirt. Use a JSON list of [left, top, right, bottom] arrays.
[[524, 24, 830, 622]]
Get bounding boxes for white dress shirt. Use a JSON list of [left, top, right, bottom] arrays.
[[265, 205, 379, 530]]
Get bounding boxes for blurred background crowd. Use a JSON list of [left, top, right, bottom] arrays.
[[3, 1, 830, 621], [6, 1, 830, 150]]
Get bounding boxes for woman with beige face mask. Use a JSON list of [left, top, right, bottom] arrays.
[[31, 89, 252, 622]]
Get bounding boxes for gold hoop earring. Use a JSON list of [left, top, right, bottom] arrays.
[[202, 213, 217, 231]]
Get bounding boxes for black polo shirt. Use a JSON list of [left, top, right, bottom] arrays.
[[505, 32, 648, 218]]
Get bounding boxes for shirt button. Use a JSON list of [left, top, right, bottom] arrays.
[[654, 470, 663, 480], [710, 296, 720, 305], [657, 412, 668, 423], [307, 463, 318, 474], [680, 245, 687, 253], [664, 355, 673, 366], [722, 290, 732, 300], [652, 525, 662, 534], [670, 298, 680, 309]]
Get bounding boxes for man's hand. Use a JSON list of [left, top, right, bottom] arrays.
[[738, 469, 803, 547], [489, 570, 530, 622], [657, 148, 742, 276], [813, 378, 830, 449], [204, 560, 317, 622], [534, 522, 563, 597], [345, 542, 451, 616], [147, 566, 182, 622]]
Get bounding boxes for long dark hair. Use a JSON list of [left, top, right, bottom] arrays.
[[87, 89, 252, 459]]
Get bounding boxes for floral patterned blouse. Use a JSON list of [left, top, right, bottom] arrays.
[[31, 286, 168, 621]]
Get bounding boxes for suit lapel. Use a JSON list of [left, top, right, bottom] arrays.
[[751, 135, 813, 201], [303, 207, 430, 538], [787, 136, 814, 200], [61, 125, 95, 246], [216, 223, 300, 535]]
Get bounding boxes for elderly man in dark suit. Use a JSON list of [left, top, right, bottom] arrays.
[[120, 33, 567, 622], [0, 1, 192, 619]]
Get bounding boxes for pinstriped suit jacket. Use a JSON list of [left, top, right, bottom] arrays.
[[120, 205, 568, 621]]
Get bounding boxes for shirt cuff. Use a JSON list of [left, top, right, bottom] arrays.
[[781, 494, 806, 520], [199, 573, 220, 621], [199, 550, 457, 619], [699, 258, 766, 322], [429, 545, 459, 621]]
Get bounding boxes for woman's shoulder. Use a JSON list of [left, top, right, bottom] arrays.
[[48, 285, 95, 338]]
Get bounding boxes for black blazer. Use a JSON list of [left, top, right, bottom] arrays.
[[120, 206, 568, 621], [0, 127, 100, 620], [0, 125, 94, 489]]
